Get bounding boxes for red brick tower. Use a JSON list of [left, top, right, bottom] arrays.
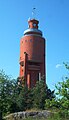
[[19, 18, 46, 88]]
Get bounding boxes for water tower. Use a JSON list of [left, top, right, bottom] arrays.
[[19, 18, 46, 88]]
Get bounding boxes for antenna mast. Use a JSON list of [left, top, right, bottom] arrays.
[[32, 7, 36, 19]]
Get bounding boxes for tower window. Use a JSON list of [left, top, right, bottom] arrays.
[[30, 39, 32, 42], [28, 61, 40, 66], [25, 40, 27, 42], [33, 23, 36, 27]]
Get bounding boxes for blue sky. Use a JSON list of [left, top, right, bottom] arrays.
[[0, 0, 69, 90]]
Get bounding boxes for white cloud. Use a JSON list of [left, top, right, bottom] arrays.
[[56, 64, 62, 68]]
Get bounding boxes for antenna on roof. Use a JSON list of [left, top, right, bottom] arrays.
[[32, 7, 36, 19]]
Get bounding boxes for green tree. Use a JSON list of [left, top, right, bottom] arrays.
[[45, 63, 69, 118], [0, 70, 19, 116], [55, 79, 69, 110], [32, 79, 55, 109], [55, 63, 69, 110], [0, 71, 34, 116], [16, 85, 33, 111], [32, 80, 46, 109], [0, 70, 55, 117]]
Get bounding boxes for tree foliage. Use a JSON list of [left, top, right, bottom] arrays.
[[32, 80, 55, 109], [0, 63, 69, 119], [55, 63, 69, 110], [0, 70, 55, 118], [0, 70, 16, 114], [45, 63, 69, 118]]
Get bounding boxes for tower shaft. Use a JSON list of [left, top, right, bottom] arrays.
[[19, 19, 46, 88]]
